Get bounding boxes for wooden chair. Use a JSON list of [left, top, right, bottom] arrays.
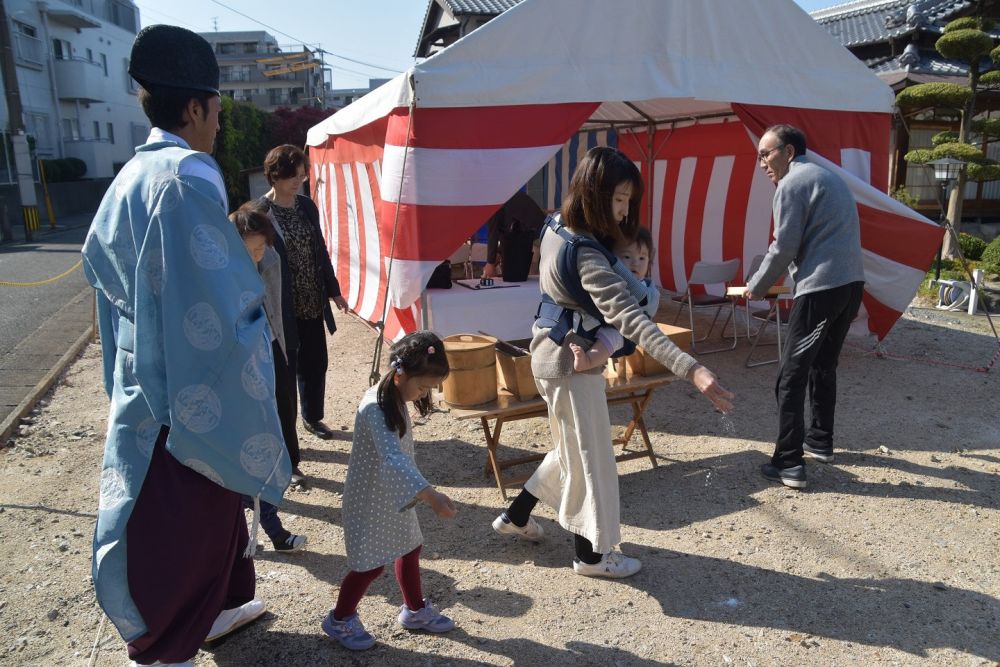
[[671, 258, 740, 354]]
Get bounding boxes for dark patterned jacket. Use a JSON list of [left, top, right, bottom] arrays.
[[258, 194, 343, 344]]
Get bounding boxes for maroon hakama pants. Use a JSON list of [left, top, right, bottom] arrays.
[[125, 427, 255, 664]]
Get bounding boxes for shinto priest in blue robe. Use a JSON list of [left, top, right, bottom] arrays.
[[82, 128, 291, 641]]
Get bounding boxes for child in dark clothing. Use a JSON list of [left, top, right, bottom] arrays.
[[231, 203, 307, 552]]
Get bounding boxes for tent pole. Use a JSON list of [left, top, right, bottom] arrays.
[[369, 72, 417, 386], [621, 102, 658, 228], [646, 118, 655, 228]]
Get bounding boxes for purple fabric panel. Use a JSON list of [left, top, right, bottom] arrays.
[[126, 427, 255, 664]]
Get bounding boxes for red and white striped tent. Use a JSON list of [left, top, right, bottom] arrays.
[[305, 0, 943, 342]]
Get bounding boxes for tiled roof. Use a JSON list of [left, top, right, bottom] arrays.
[[812, 0, 972, 47], [441, 0, 522, 15], [871, 53, 972, 75]]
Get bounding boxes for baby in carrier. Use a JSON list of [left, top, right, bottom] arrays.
[[570, 226, 658, 372]]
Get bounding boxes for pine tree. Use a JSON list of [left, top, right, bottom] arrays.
[[897, 15, 1000, 258]]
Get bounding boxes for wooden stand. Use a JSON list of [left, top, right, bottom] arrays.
[[449, 373, 677, 500]]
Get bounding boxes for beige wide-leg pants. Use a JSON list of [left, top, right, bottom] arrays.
[[524, 372, 620, 553]]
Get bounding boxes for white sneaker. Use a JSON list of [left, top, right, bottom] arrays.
[[572, 551, 642, 578], [492, 513, 545, 541], [205, 599, 266, 642]]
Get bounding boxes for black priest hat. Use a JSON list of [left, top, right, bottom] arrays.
[[129, 25, 220, 95]]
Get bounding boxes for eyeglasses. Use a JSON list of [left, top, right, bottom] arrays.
[[758, 144, 785, 162]]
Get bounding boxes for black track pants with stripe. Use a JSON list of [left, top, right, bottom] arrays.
[[773, 281, 864, 468]]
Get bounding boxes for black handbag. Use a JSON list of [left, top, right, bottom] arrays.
[[426, 260, 453, 289]]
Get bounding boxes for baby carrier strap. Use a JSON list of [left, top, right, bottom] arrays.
[[534, 215, 637, 357]]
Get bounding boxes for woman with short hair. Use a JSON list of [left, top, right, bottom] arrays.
[[259, 145, 349, 456]]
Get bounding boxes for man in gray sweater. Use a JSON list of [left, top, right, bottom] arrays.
[[745, 124, 865, 489]]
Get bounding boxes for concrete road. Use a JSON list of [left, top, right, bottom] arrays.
[[0, 217, 94, 359]]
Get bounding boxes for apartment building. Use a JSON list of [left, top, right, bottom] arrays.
[[199, 31, 327, 111], [328, 78, 390, 109], [1, 0, 148, 180]]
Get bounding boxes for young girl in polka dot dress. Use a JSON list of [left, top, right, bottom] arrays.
[[322, 331, 458, 651]]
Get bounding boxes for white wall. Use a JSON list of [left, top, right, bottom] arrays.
[[0, 0, 147, 179]]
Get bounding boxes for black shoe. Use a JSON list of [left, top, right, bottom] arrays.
[[304, 420, 335, 439], [272, 533, 307, 552], [803, 443, 834, 463], [760, 463, 807, 489]]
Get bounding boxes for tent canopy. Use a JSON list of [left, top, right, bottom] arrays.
[[308, 0, 893, 140], [306, 0, 940, 341]]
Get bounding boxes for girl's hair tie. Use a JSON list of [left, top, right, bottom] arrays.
[[427, 345, 435, 355], [390, 358, 402, 375]]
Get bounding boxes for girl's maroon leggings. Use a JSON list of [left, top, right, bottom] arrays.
[[333, 544, 423, 619]]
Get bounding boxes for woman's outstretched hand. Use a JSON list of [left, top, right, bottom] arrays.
[[687, 365, 735, 414]]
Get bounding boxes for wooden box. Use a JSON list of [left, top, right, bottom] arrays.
[[607, 323, 692, 378], [495, 339, 538, 401]]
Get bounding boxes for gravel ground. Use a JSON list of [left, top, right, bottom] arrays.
[[1, 302, 998, 666]]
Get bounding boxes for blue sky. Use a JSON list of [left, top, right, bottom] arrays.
[[135, 0, 843, 89]]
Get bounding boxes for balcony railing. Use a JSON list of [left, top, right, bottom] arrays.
[[221, 71, 253, 83], [54, 57, 107, 102], [43, 0, 138, 32]]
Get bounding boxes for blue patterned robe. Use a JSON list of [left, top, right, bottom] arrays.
[[81, 129, 291, 641]]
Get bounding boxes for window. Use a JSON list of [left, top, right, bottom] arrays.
[[15, 21, 36, 38], [63, 118, 81, 141], [218, 43, 236, 55], [86, 48, 93, 62], [52, 39, 71, 60], [124, 58, 138, 93], [93, 121, 101, 140], [268, 88, 288, 105], [13, 21, 43, 66], [100, 53, 108, 76], [242, 42, 258, 54], [106, 0, 138, 32], [25, 112, 52, 152], [107, 122, 115, 144]]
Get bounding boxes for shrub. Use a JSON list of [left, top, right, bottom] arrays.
[[981, 235, 1000, 274], [41, 157, 87, 183], [41, 159, 63, 182], [891, 185, 919, 209], [959, 232, 988, 260], [931, 257, 960, 273], [63, 158, 87, 180]]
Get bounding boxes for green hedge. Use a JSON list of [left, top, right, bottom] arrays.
[[959, 232, 988, 260], [981, 235, 1000, 274], [41, 157, 88, 183]]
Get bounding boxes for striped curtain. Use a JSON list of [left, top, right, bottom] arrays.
[[311, 104, 938, 341], [542, 129, 618, 210]]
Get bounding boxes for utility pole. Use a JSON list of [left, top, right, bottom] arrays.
[[0, 0, 41, 242]]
